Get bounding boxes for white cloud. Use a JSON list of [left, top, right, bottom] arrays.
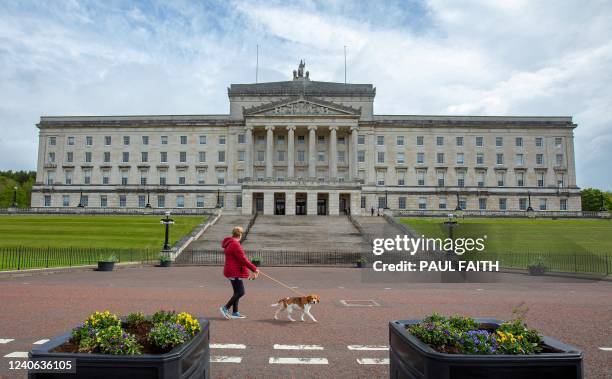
[[0, 0, 611, 189]]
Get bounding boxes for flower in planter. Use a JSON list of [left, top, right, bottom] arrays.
[[148, 322, 189, 350], [71, 324, 99, 353], [99, 255, 118, 263], [151, 310, 178, 324], [176, 312, 201, 337], [456, 330, 499, 354], [84, 311, 121, 330], [95, 325, 142, 355], [125, 312, 146, 328]]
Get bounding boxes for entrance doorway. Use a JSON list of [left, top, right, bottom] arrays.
[[339, 193, 351, 215], [253, 193, 264, 214], [317, 193, 328, 215], [274, 193, 285, 215], [296, 193, 307, 215]]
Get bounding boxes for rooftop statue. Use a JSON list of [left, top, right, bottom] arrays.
[[293, 60, 310, 80]]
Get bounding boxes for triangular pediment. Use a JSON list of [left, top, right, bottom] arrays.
[[243, 96, 361, 116]]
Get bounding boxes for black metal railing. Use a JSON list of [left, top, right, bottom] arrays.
[[0, 207, 216, 216], [241, 212, 259, 243], [175, 249, 362, 266], [0, 247, 157, 271], [391, 209, 605, 218]]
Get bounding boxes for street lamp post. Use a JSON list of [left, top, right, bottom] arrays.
[[526, 191, 535, 218], [160, 211, 175, 251], [384, 190, 389, 209], [454, 192, 464, 218], [600, 193, 607, 211], [12, 186, 18, 208], [77, 190, 84, 208], [216, 189, 221, 208], [145, 191, 152, 208]]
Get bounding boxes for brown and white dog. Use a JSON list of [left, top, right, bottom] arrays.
[[271, 294, 321, 322]]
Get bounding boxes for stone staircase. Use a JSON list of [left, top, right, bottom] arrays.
[[185, 215, 251, 250]]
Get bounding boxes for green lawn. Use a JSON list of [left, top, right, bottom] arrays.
[[398, 217, 612, 274], [0, 215, 207, 271]]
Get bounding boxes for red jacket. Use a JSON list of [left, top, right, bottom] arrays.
[[222, 237, 257, 278]]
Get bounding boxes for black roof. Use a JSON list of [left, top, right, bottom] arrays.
[[228, 80, 375, 97]]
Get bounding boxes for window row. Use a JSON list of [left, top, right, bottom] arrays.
[[48, 135, 228, 146], [361, 151, 565, 166], [365, 135, 565, 148], [43, 193, 240, 209], [364, 196, 568, 211]]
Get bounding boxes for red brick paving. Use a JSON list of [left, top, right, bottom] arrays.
[[0, 266, 610, 378]]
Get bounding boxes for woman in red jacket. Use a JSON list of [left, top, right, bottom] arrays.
[[219, 226, 259, 319]]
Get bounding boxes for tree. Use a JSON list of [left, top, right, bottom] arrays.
[[0, 171, 36, 208], [581, 188, 612, 211]]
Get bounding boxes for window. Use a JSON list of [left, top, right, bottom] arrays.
[[140, 170, 147, 185], [161, 135, 168, 145], [499, 198, 507, 210], [376, 171, 385, 186], [180, 136, 187, 145], [456, 136, 464, 146], [176, 195, 185, 208], [219, 135, 226, 145], [396, 136, 404, 146], [277, 150, 285, 162], [535, 137, 543, 147], [456, 153, 464, 165], [439, 197, 447, 210], [497, 172, 505, 187], [556, 154, 564, 166], [67, 152, 74, 163], [257, 135, 265, 144], [417, 152, 425, 164], [81, 196, 90, 207], [396, 152, 405, 164], [496, 153, 504, 165], [218, 195, 225, 208], [238, 150, 245, 162], [536, 154, 544, 165], [199, 135, 207, 144], [122, 152, 129, 163], [479, 198, 487, 210], [178, 170, 186, 185], [358, 135, 365, 144], [197, 151, 206, 163], [338, 151, 345, 163], [377, 136, 384, 145], [560, 198, 568, 211], [516, 172, 525, 187], [539, 198, 547, 211], [377, 151, 385, 164], [515, 154, 524, 166], [102, 170, 110, 185], [396, 169, 406, 186], [236, 194, 242, 208], [142, 136, 149, 145], [47, 152, 55, 163], [67, 136, 75, 145], [358, 150, 365, 163], [537, 172, 545, 187], [141, 152, 148, 163], [64, 170, 72, 185], [86, 136, 93, 146], [44, 195, 51, 207], [119, 195, 127, 208], [217, 170, 226, 185], [103, 152, 110, 163], [121, 170, 128, 185], [337, 137, 345, 145], [83, 169, 91, 185], [515, 137, 523, 147], [417, 136, 424, 146], [457, 171, 465, 187], [179, 152, 187, 163], [196, 196, 205, 208], [399, 197, 407, 209], [378, 197, 386, 208], [297, 135, 305, 144], [298, 150, 305, 162], [160, 152, 167, 163], [48, 137, 56, 146], [557, 173, 565, 188], [476, 153, 484, 165], [85, 152, 92, 163], [477, 172, 485, 187], [555, 137, 563, 148], [436, 136, 444, 146], [318, 152, 326, 162], [417, 171, 425, 186], [104, 136, 111, 145], [277, 135, 285, 144], [157, 195, 165, 208], [100, 195, 107, 208], [47, 171, 55, 185], [436, 153, 444, 164], [437, 171, 445, 187], [519, 198, 527, 210], [123, 136, 130, 145], [458, 198, 467, 210], [218, 151, 226, 163], [418, 197, 427, 209], [138, 195, 146, 208], [257, 150, 265, 162], [159, 170, 167, 185], [476, 136, 484, 147], [318, 135, 325, 144], [238, 134, 245, 144], [496, 137, 503, 147], [361, 196, 366, 209], [197, 169, 206, 185]]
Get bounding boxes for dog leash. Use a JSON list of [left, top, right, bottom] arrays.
[[257, 270, 306, 297]]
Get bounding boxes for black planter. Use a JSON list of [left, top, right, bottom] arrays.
[[356, 261, 364, 268], [97, 261, 115, 271], [29, 319, 210, 379], [252, 260, 261, 267], [528, 265, 546, 276], [160, 260, 172, 267], [389, 319, 583, 379]]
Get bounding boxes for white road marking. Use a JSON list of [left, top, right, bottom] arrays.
[[33, 339, 49, 345], [339, 299, 381, 307], [599, 347, 612, 351], [357, 358, 389, 365], [347, 345, 389, 351], [273, 344, 324, 350], [384, 288, 391, 290], [4, 352, 28, 358], [476, 289, 484, 291], [269, 357, 328, 365], [0, 339, 14, 344], [338, 286, 344, 289], [210, 343, 247, 349], [210, 355, 242, 363], [291, 286, 299, 289]]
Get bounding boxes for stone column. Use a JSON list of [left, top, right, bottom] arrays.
[[350, 126, 359, 180], [241, 190, 252, 215], [265, 125, 275, 178], [328, 191, 339, 215], [308, 125, 317, 178], [287, 126, 295, 179], [245, 126, 254, 179], [329, 126, 337, 180], [307, 191, 318, 215], [263, 191, 274, 215], [286, 191, 296, 215]]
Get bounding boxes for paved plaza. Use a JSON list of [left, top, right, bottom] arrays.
[[0, 266, 610, 378]]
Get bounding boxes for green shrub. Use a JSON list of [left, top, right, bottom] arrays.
[[148, 322, 189, 349], [95, 325, 142, 355], [125, 312, 146, 328], [151, 310, 178, 324]]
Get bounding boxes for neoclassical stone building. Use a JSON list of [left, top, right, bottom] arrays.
[[32, 62, 581, 214]]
